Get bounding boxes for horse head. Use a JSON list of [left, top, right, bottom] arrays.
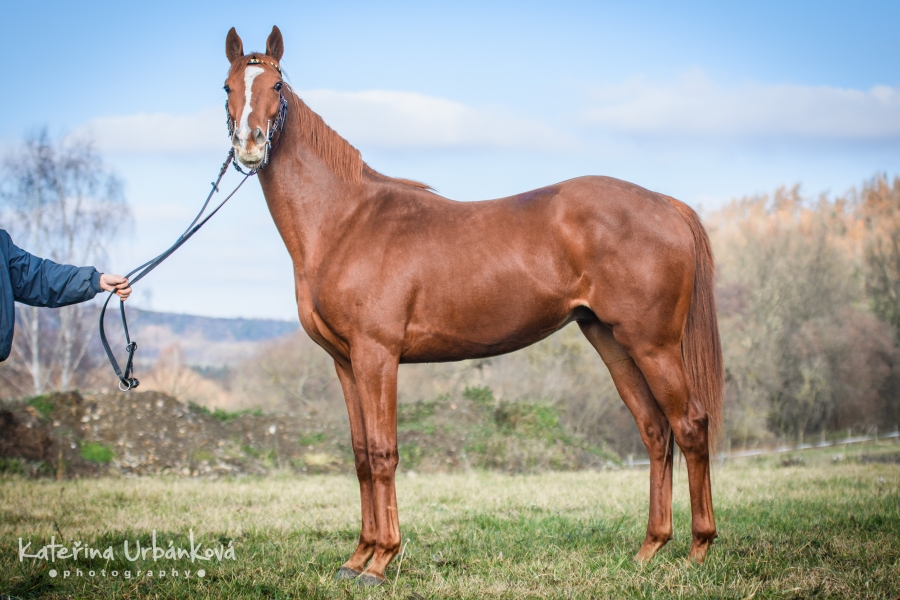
[[224, 26, 285, 170]]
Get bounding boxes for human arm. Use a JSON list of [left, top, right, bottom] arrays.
[[6, 235, 107, 307]]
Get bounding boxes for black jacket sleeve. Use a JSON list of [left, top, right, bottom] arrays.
[[6, 236, 102, 308]]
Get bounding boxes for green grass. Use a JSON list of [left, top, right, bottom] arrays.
[[0, 458, 26, 475], [25, 394, 54, 418], [188, 403, 263, 423], [78, 442, 114, 464], [1, 445, 898, 599], [298, 432, 328, 447]]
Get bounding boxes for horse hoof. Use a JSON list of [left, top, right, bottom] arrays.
[[633, 535, 669, 563], [633, 547, 658, 563], [356, 573, 386, 587], [334, 566, 361, 580], [688, 539, 713, 563]]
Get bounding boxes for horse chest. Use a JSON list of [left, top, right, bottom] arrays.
[[295, 283, 350, 360]]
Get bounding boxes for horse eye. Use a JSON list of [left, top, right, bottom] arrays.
[[223, 85, 231, 94], [274, 82, 283, 92]]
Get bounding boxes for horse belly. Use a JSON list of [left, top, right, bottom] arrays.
[[399, 284, 579, 363]]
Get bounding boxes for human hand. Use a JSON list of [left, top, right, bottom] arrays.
[[99, 273, 132, 300]]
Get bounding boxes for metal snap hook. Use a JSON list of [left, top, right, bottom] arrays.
[[118, 377, 140, 392]]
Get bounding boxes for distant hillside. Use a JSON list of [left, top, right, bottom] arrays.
[[127, 309, 299, 342], [97, 308, 300, 367]]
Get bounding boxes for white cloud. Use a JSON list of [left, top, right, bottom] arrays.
[[81, 90, 569, 155], [300, 89, 569, 150], [81, 107, 227, 155], [583, 70, 900, 139]]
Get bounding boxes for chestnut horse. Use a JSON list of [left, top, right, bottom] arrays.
[[224, 26, 723, 585]]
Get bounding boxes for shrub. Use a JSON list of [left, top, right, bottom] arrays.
[[80, 442, 114, 464], [463, 386, 495, 406], [26, 395, 54, 418], [190, 403, 263, 422], [399, 441, 423, 469], [298, 432, 326, 446]]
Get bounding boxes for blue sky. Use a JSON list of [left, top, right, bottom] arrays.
[[2, 1, 898, 319]]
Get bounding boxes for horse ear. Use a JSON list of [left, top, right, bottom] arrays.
[[226, 27, 244, 63], [266, 25, 284, 62]]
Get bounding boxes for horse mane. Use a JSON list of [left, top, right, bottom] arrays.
[[289, 86, 432, 191], [290, 89, 364, 184], [362, 165, 433, 191]]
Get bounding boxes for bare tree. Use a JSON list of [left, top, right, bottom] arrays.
[[233, 331, 343, 413], [140, 343, 232, 407], [0, 129, 129, 394]]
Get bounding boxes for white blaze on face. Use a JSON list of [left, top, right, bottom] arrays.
[[236, 66, 265, 149]]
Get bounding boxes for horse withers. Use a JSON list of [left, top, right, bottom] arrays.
[[223, 25, 724, 586]]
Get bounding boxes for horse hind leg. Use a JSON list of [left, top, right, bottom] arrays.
[[630, 341, 717, 562], [579, 320, 675, 562]]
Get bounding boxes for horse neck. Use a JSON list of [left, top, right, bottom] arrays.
[[256, 101, 368, 270]]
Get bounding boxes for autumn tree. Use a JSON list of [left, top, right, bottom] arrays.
[[710, 186, 894, 444], [859, 175, 900, 337]]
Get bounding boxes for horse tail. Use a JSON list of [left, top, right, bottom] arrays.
[[666, 197, 724, 457]]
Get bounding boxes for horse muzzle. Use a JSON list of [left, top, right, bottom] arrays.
[[232, 127, 267, 168]]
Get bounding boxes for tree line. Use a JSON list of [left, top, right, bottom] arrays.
[[710, 179, 899, 448]]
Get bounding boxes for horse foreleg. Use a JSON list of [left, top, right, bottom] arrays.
[[579, 321, 674, 562], [633, 344, 717, 563], [348, 344, 402, 585], [333, 359, 377, 577]]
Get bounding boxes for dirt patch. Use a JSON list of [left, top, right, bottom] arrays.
[[0, 391, 351, 478], [0, 408, 55, 461]]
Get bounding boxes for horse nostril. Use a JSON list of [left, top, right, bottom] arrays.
[[231, 132, 240, 146], [254, 127, 265, 146]]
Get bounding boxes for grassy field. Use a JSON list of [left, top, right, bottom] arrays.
[[1, 445, 898, 599]]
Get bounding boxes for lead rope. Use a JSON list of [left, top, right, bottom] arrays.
[[100, 90, 288, 391], [99, 151, 250, 390]]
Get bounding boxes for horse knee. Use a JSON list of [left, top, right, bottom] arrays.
[[352, 447, 372, 478], [368, 447, 399, 481]]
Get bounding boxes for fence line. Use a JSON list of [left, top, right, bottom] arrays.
[[625, 429, 900, 468]]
